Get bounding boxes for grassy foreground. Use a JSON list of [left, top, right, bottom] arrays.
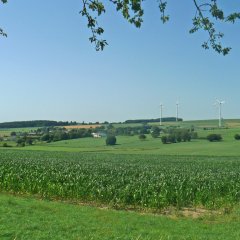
[[1, 193, 240, 240]]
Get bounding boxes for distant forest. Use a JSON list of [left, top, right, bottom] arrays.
[[124, 118, 183, 124], [0, 120, 77, 129]]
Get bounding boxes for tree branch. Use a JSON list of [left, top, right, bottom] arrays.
[[1, 0, 239, 55], [190, 0, 237, 55], [0, 0, 7, 37]]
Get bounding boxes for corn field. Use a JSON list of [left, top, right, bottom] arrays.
[[0, 150, 240, 209]]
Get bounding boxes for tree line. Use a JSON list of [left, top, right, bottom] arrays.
[[124, 118, 183, 124], [0, 120, 77, 129]]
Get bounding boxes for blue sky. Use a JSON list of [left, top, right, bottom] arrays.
[[0, 1, 239, 123]]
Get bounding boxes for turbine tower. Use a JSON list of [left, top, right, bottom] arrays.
[[160, 103, 164, 126], [215, 99, 225, 128], [176, 101, 179, 122]]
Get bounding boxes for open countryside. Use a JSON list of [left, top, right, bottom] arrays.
[[1, 1, 240, 239], [0, 118, 240, 239]]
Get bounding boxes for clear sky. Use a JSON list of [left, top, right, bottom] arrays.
[[0, 1, 239, 123]]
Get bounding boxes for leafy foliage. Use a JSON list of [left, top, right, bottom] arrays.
[[79, 0, 240, 54], [189, 0, 240, 55], [0, 28, 7, 37], [1, 0, 239, 54], [0, 0, 7, 37]]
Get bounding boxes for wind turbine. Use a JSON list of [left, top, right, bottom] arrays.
[[176, 100, 180, 122], [214, 99, 225, 128], [159, 103, 164, 126]]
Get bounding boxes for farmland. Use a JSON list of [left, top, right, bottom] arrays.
[[1, 119, 240, 239], [1, 150, 240, 210], [10, 126, 240, 156], [0, 127, 38, 137]]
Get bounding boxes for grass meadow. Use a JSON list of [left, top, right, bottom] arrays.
[[14, 126, 240, 156], [1, 193, 240, 240]]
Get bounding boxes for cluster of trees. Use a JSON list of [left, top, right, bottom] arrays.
[[0, 120, 77, 129], [161, 128, 196, 144], [40, 128, 93, 143], [12, 127, 98, 146], [6, 131, 38, 147], [106, 124, 167, 138], [106, 124, 151, 136], [16, 137, 33, 147], [125, 118, 183, 124]]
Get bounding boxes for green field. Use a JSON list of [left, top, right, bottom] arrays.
[[7, 126, 239, 156], [1, 119, 240, 239]]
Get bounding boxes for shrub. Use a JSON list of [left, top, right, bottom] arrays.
[[139, 134, 146, 140], [167, 134, 176, 143], [3, 143, 12, 148], [17, 138, 24, 146], [106, 135, 117, 145], [161, 136, 168, 144], [207, 134, 222, 142], [175, 132, 182, 143], [16, 138, 26, 147], [139, 127, 149, 134], [26, 138, 33, 145], [181, 131, 191, 142], [234, 134, 240, 140]]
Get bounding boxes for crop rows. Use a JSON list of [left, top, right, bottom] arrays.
[[0, 150, 240, 209]]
